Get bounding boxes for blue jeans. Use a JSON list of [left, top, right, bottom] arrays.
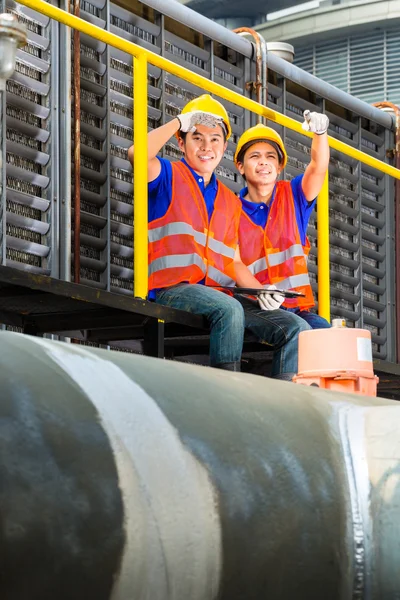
[[286, 308, 331, 329], [156, 284, 245, 366], [235, 295, 311, 377]]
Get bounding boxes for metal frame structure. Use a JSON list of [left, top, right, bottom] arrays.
[[1, 0, 399, 367], [0, 263, 398, 399]]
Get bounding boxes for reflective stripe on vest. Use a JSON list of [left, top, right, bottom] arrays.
[[248, 256, 267, 276], [149, 221, 236, 260], [268, 244, 305, 267], [207, 265, 235, 286], [275, 273, 311, 290], [148, 161, 241, 292], [207, 236, 236, 259], [238, 181, 315, 309], [149, 222, 207, 247], [148, 253, 207, 277]]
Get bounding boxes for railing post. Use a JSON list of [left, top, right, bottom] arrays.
[[317, 172, 330, 322], [133, 53, 148, 299]]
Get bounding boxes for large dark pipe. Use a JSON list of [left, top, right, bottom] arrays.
[[0, 330, 399, 600]]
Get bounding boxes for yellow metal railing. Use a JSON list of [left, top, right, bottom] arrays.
[[317, 174, 330, 322], [18, 0, 400, 318]]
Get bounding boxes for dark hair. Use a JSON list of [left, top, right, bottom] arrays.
[[178, 123, 227, 143], [236, 138, 284, 166]]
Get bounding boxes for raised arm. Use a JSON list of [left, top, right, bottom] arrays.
[[128, 118, 180, 183], [127, 111, 224, 182], [301, 110, 330, 202]]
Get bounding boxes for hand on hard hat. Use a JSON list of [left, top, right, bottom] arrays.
[[302, 110, 329, 135], [258, 285, 285, 311], [177, 111, 224, 133]]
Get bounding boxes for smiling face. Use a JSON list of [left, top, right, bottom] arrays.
[[178, 124, 227, 183], [237, 141, 283, 187]]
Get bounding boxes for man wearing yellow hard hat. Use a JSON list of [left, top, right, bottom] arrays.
[[128, 94, 263, 372], [232, 111, 331, 381]]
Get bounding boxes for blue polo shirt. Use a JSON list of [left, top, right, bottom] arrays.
[[239, 174, 315, 246], [148, 157, 219, 298], [148, 157, 218, 222]]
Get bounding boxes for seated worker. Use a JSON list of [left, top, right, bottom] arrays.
[[128, 94, 308, 378], [128, 94, 249, 372], [232, 111, 331, 379]]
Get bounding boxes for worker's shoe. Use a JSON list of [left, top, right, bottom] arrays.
[[273, 372, 295, 382], [215, 361, 241, 372]]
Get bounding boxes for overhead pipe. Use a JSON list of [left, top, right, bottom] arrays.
[[373, 101, 400, 361], [137, 0, 394, 130], [18, 0, 400, 178], [1, 329, 400, 600], [233, 27, 268, 123], [73, 0, 81, 284]]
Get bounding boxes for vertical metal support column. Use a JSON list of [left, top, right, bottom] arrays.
[[384, 128, 396, 362], [104, 0, 111, 291], [59, 0, 72, 281], [73, 0, 81, 284], [317, 172, 330, 322], [281, 77, 287, 181], [0, 87, 6, 267], [143, 318, 165, 358], [355, 116, 364, 329], [0, 0, 5, 266], [133, 53, 148, 299], [242, 56, 252, 132], [209, 39, 214, 82], [158, 12, 166, 158], [49, 5, 60, 278]]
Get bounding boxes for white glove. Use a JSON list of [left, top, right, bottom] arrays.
[[176, 111, 224, 133], [258, 285, 285, 311], [302, 110, 329, 135]]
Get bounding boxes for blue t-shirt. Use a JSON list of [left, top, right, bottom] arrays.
[[239, 174, 315, 246], [148, 157, 219, 298]]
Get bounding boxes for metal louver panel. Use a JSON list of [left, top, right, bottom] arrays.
[[2, 0, 55, 275], [294, 26, 400, 106], [386, 29, 400, 104], [350, 32, 384, 104], [72, 0, 108, 289], [107, 2, 162, 295]]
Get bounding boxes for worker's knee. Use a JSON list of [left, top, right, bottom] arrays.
[[298, 317, 312, 333], [213, 295, 245, 329], [285, 313, 312, 340], [228, 299, 245, 329]]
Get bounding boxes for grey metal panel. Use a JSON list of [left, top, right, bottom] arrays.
[[2, 2, 55, 276], [69, 1, 110, 289]]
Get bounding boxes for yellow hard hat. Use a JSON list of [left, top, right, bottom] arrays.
[[178, 94, 232, 140], [234, 124, 287, 168]]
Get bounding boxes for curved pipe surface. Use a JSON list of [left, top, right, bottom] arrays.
[[0, 330, 399, 600]]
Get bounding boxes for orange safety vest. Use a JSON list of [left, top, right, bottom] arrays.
[[238, 180, 315, 309], [148, 161, 241, 292]]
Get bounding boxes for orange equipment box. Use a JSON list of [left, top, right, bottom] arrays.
[[293, 320, 379, 396]]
